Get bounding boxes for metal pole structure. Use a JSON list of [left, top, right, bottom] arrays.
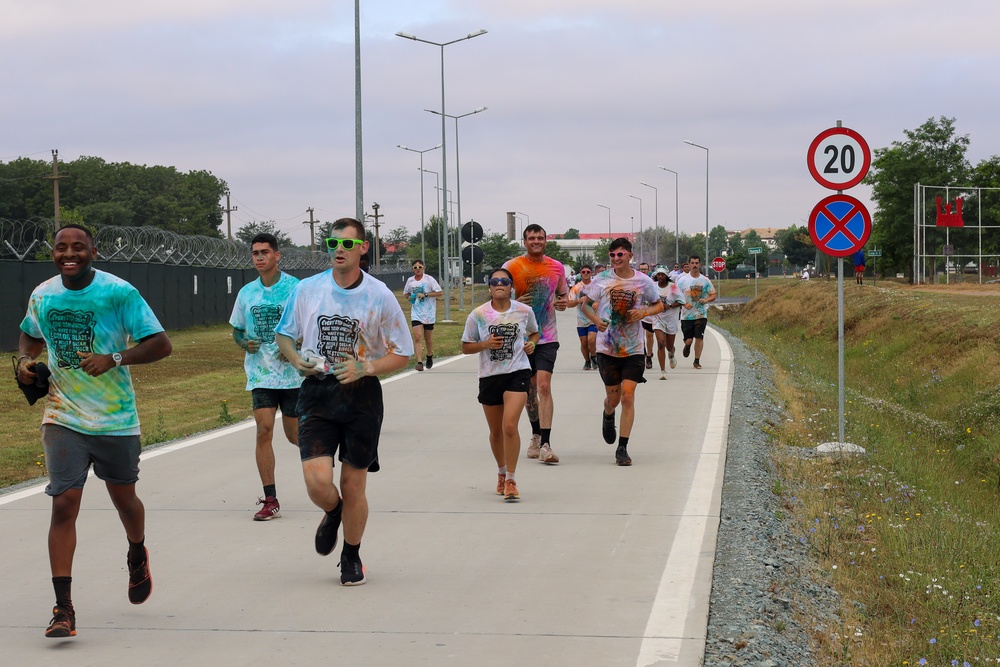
[[684, 141, 709, 263], [628, 194, 643, 262], [397, 144, 441, 267], [658, 166, 679, 264], [838, 256, 845, 444], [396, 29, 487, 321], [354, 0, 364, 221], [597, 204, 611, 239], [425, 107, 487, 310], [639, 181, 657, 265], [421, 168, 440, 278]]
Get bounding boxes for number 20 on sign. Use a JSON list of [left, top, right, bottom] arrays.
[[807, 127, 871, 191]]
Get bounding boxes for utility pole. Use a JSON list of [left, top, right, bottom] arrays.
[[43, 150, 67, 229], [223, 189, 238, 240], [303, 207, 317, 251], [370, 202, 382, 271]]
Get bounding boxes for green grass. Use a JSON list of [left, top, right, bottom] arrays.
[[1, 289, 474, 489], [713, 280, 1000, 665]]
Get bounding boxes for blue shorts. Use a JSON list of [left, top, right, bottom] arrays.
[[576, 324, 598, 337], [42, 424, 141, 496]]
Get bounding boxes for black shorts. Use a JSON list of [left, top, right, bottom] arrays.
[[296, 376, 383, 472], [411, 321, 434, 330], [596, 353, 646, 386], [681, 318, 708, 340], [478, 369, 531, 406], [251, 387, 300, 417], [528, 342, 559, 375], [641, 321, 653, 332]]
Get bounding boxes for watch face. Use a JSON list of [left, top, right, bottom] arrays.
[[113, 353, 123, 365]]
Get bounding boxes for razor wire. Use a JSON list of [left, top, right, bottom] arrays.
[[0, 218, 331, 270]]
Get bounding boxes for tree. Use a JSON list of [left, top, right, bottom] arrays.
[[775, 225, 814, 268], [405, 215, 447, 276], [544, 241, 574, 266], [562, 227, 580, 240], [592, 238, 612, 264], [865, 116, 971, 278], [235, 220, 294, 247], [707, 225, 730, 260], [382, 225, 411, 267], [478, 232, 521, 272]]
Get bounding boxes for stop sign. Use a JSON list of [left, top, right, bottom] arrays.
[[710, 257, 726, 272]]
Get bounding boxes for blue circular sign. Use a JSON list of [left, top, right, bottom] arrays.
[[808, 194, 871, 258]]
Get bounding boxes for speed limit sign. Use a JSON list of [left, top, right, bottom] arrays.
[[807, 127, 871, 190]]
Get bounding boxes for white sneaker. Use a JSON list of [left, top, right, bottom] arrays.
[[539, 444, 560, 464], [660, 372, 667, 380], [526, 434, 541, 459], [669, 354, 677, 369]]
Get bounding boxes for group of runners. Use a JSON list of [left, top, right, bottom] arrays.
[[15, 218, 717, 638]]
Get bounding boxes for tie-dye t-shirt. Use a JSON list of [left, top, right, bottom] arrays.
[[675, 274, 715, 320], [20, 269, 165, 435], [275, 270, 413, 370], [462, 301, 539, 378], [502, 255, 567, 344], [651, 281, 685, 331], [229, 272, 302, 391], [569, 280, 594, 327], [403, 274, 442, 325], [581, 270, 661, 357]]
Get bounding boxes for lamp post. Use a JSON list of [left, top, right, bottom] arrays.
[[436, 185, 454, 290], [657, 166, 680, 264], [421, 168, 441, 279], [515, 211, 529, 242], [638, 181, 657, 265], [597, 203, 611, 239], [397, 143, 441, 266], [425, 106, 487, 310], [684, 141, 709, 263], [396, 28, 488, 321], [627, 194, 643, 263]]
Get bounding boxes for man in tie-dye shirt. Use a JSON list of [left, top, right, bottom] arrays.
[[503, 224, 568, 464], [580, 237, 663, 466]]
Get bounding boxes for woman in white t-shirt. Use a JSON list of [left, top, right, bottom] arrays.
[[462, 268, 539, 502]]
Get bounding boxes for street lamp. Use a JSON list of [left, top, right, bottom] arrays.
[[657, 167, 679, 264], [396, 28, 488, 321], [627, 194, 643, 262], [638, 181, 657, 265], [684, 141, 709, 263], [397, 143, 441, 266], [420, 168, 441, 279], [596, 204, 611, 238], [514, 212, 529, 241], [425, 106, 487, 309]]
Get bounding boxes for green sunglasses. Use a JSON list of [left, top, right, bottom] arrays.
[[324, 238, 365, 251]]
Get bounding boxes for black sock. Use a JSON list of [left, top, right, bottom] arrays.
[[694, 358, 700, 364], [540, 428, 551, 446], [530, 420, 541, 436], [263, 484, 276, 499], [603, 410, 614, 421], [53, 576, 73, 610], [618, 436, 629, 448], [327, 498, 343, 518], [342, 541, 361, 561], [127, 537, 146, 566]]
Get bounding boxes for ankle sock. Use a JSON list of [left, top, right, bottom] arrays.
[[530, 420, 541, 436], [540, 428, 551, 446], [342, 541, 361, 561], [618, 436, 629, 448], [127, 537, 146, 566], [53, 576, 72, 610], [327, 498, 343, 518], [263, 484, 276, 499]]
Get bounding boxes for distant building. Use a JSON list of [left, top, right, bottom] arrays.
[[731, 227, 782, 250], [543, 232, 637, 262]]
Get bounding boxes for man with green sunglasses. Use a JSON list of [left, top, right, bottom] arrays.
[[276, 218, 413, 586]]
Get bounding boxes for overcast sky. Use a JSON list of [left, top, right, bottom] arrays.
[[5, 1, 1000, 248]]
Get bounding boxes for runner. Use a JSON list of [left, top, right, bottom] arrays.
[[403, 259, 443, 371], [566, 264, 598, 370], [230, 233, 302, 521], [462, 268, 540, 501], [649, 267, 685, 380], [676, 255, 717, 370], [18, 224, 172, 638], [275, 217, 412, 586], [503, 224, 569, 464], [579, 237, 664, 466]]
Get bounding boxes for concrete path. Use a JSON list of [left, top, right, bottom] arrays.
[[0, 310, 733, 666]]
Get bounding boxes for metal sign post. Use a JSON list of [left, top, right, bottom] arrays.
[[748, 246, 762, 298]]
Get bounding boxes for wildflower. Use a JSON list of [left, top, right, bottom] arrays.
[[930, 638, 936, 644], [975, 619, 981, 627]]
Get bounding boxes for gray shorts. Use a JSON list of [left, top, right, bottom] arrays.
[[42, 424, 141, 496]]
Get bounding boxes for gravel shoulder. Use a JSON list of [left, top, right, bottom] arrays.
[[703, 328, 843, 666]]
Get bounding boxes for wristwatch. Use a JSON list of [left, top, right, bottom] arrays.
[[112, 352, 123, 367]]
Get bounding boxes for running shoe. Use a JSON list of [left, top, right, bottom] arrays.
[[253, 495, 280, 521], [315, 506, 342, 556], [339, 556, 367, 586], [591, 356, 598, 368], [669, 354, 677, 369], [503, 479, 520, 501], [602, 412, 616, 444], [693, 360, 702, 370], [127, 547, 152, 605], [645, 356, 653, 369], [415, 361, 424, 372], [539, 444, 559, 464], [583, 360, 591, 371], [615, 446, 632, 466], [660, 372, 667, 380], [526, 434, 541, 459], [45, 606, 76, 638], [425, 356, 433, 370], [497, 474, 506, 496], [682, 343, 691, 358]]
